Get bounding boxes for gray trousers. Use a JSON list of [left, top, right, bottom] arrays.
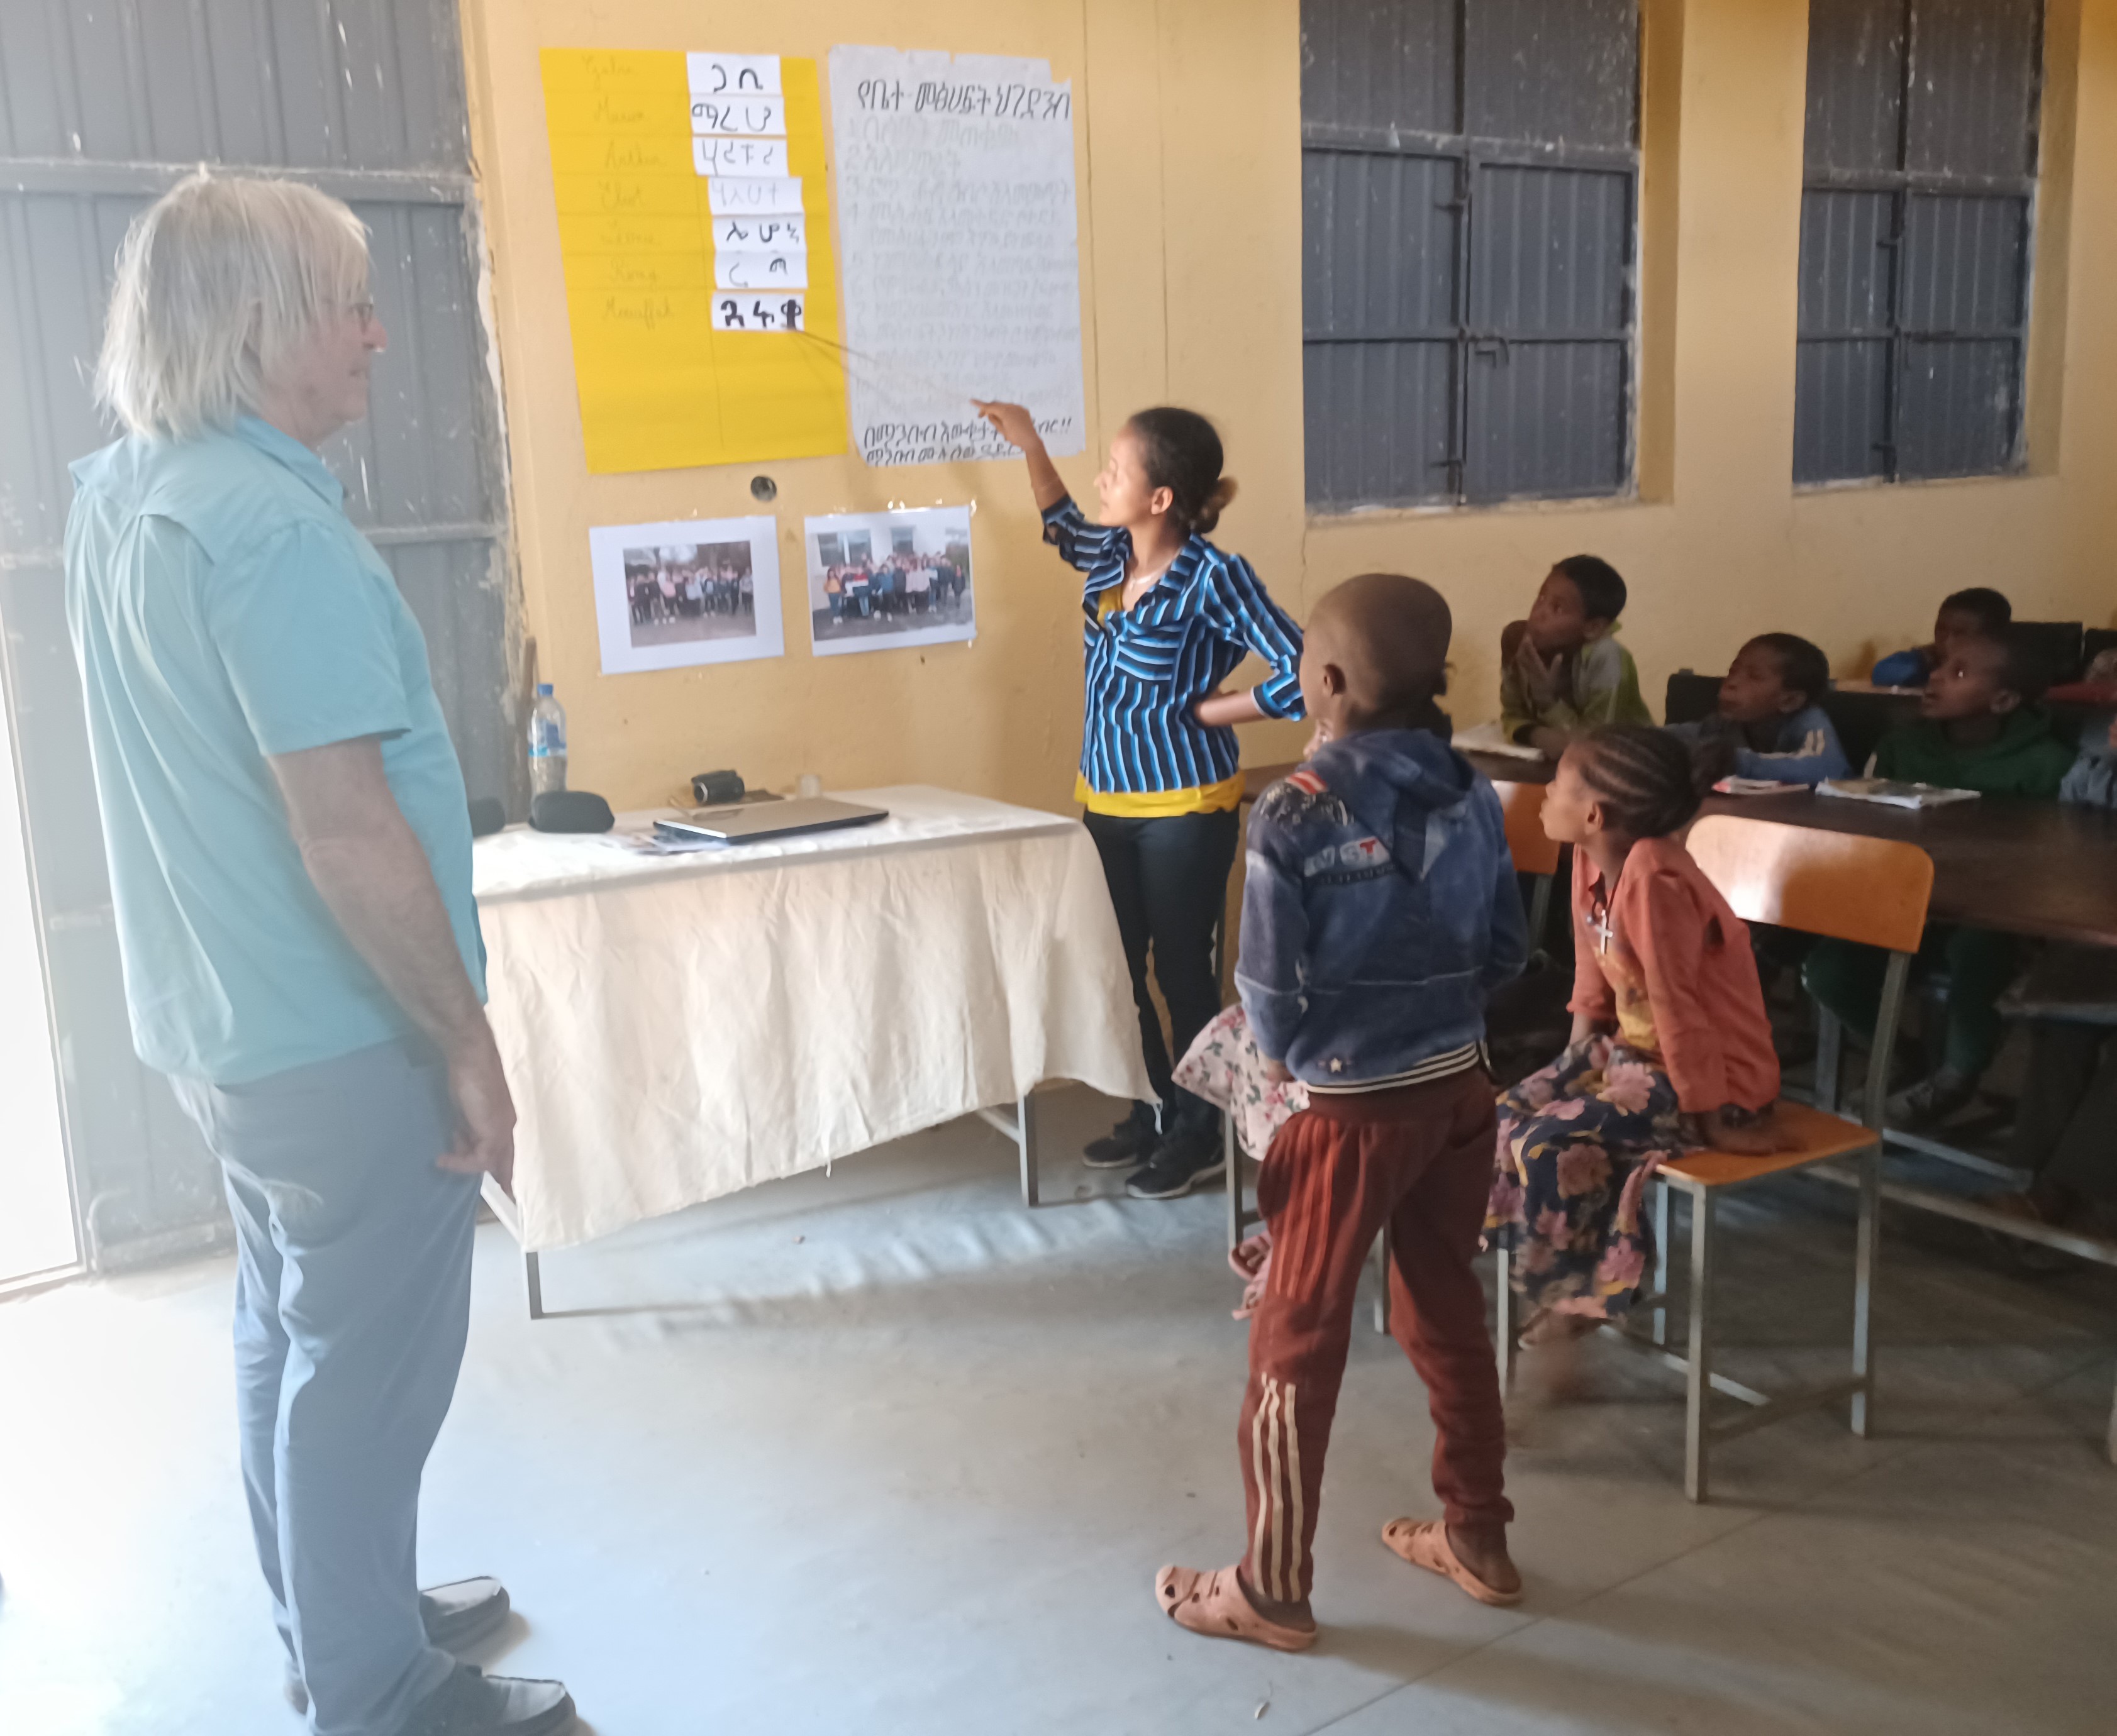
[[174, 1036, 477, 1736]]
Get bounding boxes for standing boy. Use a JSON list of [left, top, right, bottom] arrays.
[[1155, 573, 1528, 1652], [1500, 555, 1653, 755], [1804, 629, 2074, 1127], [1667, 633, 1849, 786]]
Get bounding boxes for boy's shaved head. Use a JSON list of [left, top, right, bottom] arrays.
[[1311, 572, 1452, 716]]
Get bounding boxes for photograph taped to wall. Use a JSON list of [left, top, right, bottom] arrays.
[[827, 47, 1086, 467], [806, 507, 975, 657], [589, 517, 785, 675]]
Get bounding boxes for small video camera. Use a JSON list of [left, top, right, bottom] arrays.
[[691, 769, 746, 807]]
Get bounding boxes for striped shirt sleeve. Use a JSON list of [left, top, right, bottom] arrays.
[[1197, 551, 1306, 719], [1040, 495, 1123, 583]]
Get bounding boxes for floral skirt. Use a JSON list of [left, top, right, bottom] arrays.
[[1484, 1037, 1686, 1319], [1172, 1003, 1311, 1162]]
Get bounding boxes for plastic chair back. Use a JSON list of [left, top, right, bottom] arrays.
[[1492, 780, 1562, 877], [1686, 815, 1931, 953]]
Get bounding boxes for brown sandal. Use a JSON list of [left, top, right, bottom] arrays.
[[1154, 1564, 1316, 1652], [1380, 1520, 1522, 1608]]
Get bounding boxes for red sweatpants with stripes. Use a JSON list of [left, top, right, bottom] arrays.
[[1240, 1068, 1511, 1607]]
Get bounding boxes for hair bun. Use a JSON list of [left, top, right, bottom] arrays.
[[1194, 477, 1237, 535]]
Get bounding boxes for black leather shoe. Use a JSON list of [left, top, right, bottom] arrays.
[[286, 1578, 515, 1715], [1082, 1108, 1159, 1169], [1125, 1125, 1226, 1200], [420, 1578, 512, 1651], [398, 1664, 575, 1736]]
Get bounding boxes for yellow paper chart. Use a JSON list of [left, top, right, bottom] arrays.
[[541, 49, 848, 473]]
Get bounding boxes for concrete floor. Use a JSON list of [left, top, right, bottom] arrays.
[[3, 1086, 2113, 1735]]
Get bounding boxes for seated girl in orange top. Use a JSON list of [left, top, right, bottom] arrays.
[[1486, 726, 1791, 1344]]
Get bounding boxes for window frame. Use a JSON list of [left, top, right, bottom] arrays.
[[1794, 1, 2044, 487], [1299, 3, 1643, 514]]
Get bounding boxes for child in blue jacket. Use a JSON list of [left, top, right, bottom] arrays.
[[1665, 633, 1848, 785], [1155, 573, 1528, 1655]]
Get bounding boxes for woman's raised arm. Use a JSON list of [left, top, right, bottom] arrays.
[[974, 400, 1069, 512]]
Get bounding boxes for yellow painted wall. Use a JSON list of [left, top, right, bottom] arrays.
[[461, 0, 2117, 817]]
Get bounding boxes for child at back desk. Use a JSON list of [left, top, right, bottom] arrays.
[[1486, 728, 1791, 1346], [1665, 633, 1848, 786], [1803, 629, 2075, 1128], [1155, 572, 1528, 1653], [1870, 586, 2011, 689], [1500, 555, 1652, 756]]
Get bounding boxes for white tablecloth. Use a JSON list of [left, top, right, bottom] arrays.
[[473, 787, 1155, 1251]]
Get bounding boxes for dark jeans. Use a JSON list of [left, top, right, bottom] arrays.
[[1084, 805, 1240, 1134], [2009, 1021, 2117, 1203], [1803, 924, 2016, 1080]]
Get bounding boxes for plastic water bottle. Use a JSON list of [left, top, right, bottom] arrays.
[[528, 683, 567, 798]]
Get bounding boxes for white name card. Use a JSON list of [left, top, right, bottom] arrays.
[[712, 214, 808, 250], [693, 135, 789, 177], [691, 94, 786, 138], [687, 53, 781, 96], [711, 292, 806, 333], [714, 250, 809, 290], [706, 176, 804, 215]]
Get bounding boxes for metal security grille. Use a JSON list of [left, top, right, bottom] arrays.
[[0, 1, 514, 1264], [1794, 0, 2043, 484], [1299, 0, 1640, 510]]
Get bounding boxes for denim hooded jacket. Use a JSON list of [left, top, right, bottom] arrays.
[[1236, 727, 1528, 1088]]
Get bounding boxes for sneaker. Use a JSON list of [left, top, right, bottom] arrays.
[[286, 1579, 514, 1715], [1886, 1068, 1977, 1130], [1083, 1108, 1159, 1169], [1126, 1127, 1226, 1200], [399, 1664, 575, 1736]]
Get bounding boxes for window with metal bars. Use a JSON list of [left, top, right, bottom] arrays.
[[1795, 0, 2043, 485], [1299, 0, 1640, 511]]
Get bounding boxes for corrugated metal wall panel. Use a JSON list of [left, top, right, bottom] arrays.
[[1464, 341, 1626, 499], [1797, 190, 1895, 331], [1303, 340, 1455, 507], [1464, 0, 1636, 149], [1905, 0, 2042, 179], [1300, 0, 1459, 137], [1794, 340, 1891, 482], [1302, 0, 1638, 509], [1898, 338, 2019, 475], [0, 0, 514, 1265], [1795, 0, 2040, 484], [1469, 165, 1628, 332], [1803, 0, 1905, 175], [1303, 149, 1459, 335]]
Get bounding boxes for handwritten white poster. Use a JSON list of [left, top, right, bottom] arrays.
[[827, 46, 1086, 467]]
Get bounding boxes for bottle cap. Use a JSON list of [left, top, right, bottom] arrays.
[[536, 683, 553, 696]]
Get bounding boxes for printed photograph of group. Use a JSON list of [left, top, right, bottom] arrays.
[[804, 506, 976, 656]]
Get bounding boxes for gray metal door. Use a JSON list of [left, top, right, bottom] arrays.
[[0, 1, 516, 1266]]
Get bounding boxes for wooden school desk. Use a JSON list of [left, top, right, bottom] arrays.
[[470, 787, 1155, 1317]]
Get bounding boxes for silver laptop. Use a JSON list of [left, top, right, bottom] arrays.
[[654, 797, 888, 846]]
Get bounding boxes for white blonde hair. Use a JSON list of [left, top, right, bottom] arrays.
[[96, 171, 371, 440]]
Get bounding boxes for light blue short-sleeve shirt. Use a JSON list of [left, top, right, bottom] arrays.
[[64, 415, 486, 1085]]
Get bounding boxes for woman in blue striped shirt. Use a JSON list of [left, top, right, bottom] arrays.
[[978, 400, 1306, 1200]]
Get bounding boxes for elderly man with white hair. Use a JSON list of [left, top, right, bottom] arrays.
[[65, 174, 574, 1736]]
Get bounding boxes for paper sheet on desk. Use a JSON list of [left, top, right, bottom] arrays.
[[1455, 721, 1548, 761]]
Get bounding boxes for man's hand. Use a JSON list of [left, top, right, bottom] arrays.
[[435, 1027, 518, 1195], [1528, 724, 1572, 758], [972, 399, 1042, 452]]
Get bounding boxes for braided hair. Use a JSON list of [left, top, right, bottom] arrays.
[[1573, 724, 1716, 839]]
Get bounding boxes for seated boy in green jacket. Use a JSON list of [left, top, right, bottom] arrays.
[[1804, 630, 2075, 1128]]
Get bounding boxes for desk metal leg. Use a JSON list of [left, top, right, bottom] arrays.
[[974, 1093, 1039, 1207], [2108, 1364, 2116, 1468], [1372, 1224, 1392, 1335], [1224, 1115, 1243, 1252], [1685, 1190, 1717, 1504], [1495, 1247, 1514, 1392], [1651, 1180, 1671, 1349], [481, 1175, 543, 1322], [1851, 1147, 1878, 1438], [1815, 1010, 1843, 1115]]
